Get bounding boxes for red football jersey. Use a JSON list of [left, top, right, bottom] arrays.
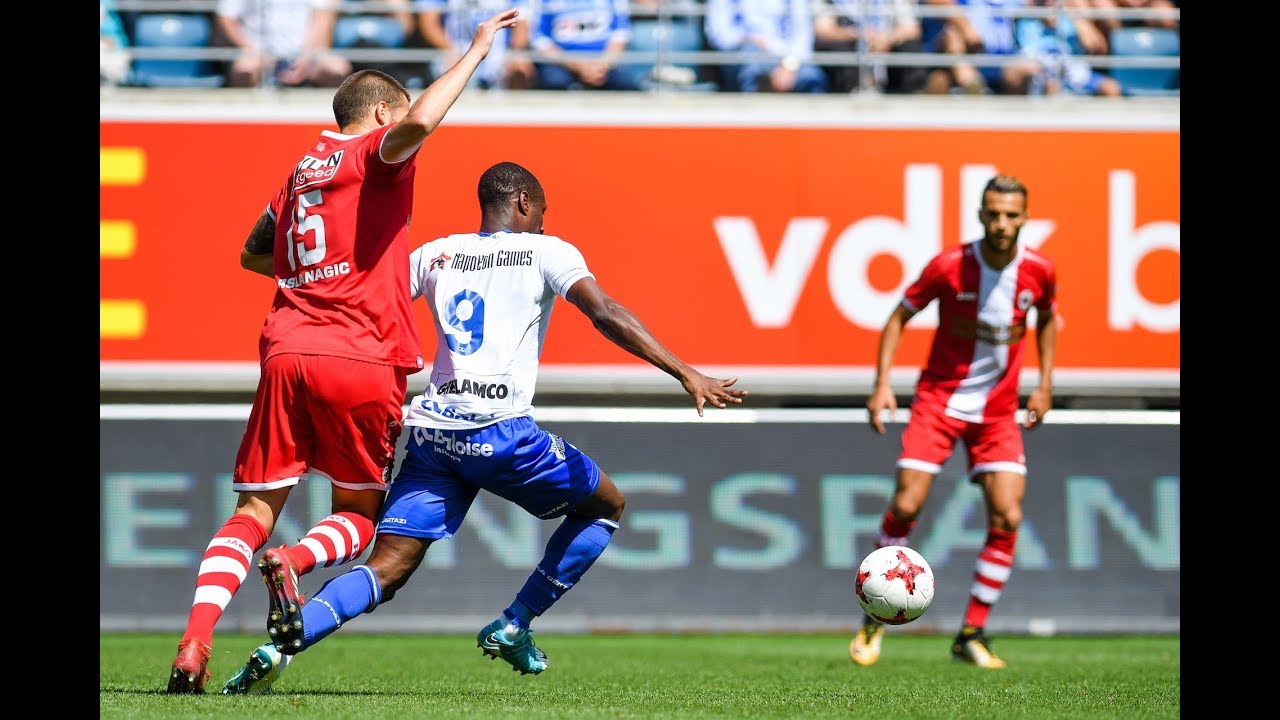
[[902, 241, 1057, 423], [259, 125, 424, 372]]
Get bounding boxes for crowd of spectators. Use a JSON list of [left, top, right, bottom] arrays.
[[101, 0, 1180, 96]]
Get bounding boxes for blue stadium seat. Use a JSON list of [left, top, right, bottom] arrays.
[[1109, 27, 1179, 96], [625, 17, 717, 92], [130, 14, 225, 88], [333, 15, 406, 49]]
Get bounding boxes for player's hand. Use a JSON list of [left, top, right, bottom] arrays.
[[682, 375, 748, 417], [1024, 389, 1051, 429], [469, 8, 520, 57], [867, 386, 897, 435]]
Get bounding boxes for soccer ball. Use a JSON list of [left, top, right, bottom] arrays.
[[855, 545, 935, 625]]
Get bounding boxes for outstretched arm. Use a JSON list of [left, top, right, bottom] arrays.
[[239, 211, 276, 278], [565, 277, 747, 416], [1024, 308, 1057, 429], [382, 8, 521, 162], [867, 303, 916, 434]]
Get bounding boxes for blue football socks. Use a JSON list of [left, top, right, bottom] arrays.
[[298, 564, 381, 650], [511, 517, 619, 619], [503, 599, 537, 627]]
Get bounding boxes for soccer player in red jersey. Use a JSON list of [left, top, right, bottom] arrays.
[[165, 9, 523, 694], [850, 174, 1058, 670]]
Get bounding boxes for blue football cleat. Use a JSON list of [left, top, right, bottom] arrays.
[[222, 643, 293, 694], [477, 619, 549, 675]]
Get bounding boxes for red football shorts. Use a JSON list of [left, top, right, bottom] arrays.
[[896, 400, 1027, 481], [233, 353, 408, 492]]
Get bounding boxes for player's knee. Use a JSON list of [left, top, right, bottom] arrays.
[[993, 508, 1022, 531], [581, 471, 625, 522], [890, 496, 924, 521], [597, 480, 625, 521]]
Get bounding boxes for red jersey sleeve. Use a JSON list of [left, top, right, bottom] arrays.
[[1036, 261, 1058, 313], [266, 180, 288, 224], [901, 252, 952, 313], [360, 124, 418, 182]]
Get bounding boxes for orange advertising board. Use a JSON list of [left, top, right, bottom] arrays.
[[100, 120, 1179, 383]]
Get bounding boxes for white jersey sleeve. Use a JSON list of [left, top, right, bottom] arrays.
[[404, 231, 594, 430], [408, 245, 427, 301], [541, 237, 593, 298]]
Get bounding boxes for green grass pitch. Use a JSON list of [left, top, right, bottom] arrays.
[[101, 632, 1179, 719]]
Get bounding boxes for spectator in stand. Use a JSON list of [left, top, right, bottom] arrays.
[[1047, 0, 1111, 55], [813, 0, 927, 94], [101, 0, 131, 86], [704, 0, 829, 94], [525, 0, 640, 91], [920, 0, 1043, 95], [216, 0, 351, 88], [416, 0, 536, 90], [1015, 0, 1121, 96]]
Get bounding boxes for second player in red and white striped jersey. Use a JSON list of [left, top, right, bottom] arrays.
[[904, 241, 1057, 423], [855, 175, 1060, 671]]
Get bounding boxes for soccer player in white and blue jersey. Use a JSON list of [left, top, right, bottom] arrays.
[[222, 161, 748, 692]]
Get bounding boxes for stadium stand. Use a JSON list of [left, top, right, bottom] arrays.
[[107, 1, 1179, 96], [626, 14, 718, 92], [1108, 26, 1179, 95], [332, 14, 406, 50], [130, 13, 225, 88]]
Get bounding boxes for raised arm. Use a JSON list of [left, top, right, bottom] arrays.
[[381, 8, 521, 163], [239, 210, 276, 278], [565, 277, 747, 416]]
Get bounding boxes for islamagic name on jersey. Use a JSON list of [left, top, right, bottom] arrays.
[[450, 250, 534, 272], [278, 261, 351, 289]]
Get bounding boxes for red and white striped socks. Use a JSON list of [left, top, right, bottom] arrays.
[[282, 512, 375, 575], [962, 527, 1017, 629], [178, 513, 269, 649]]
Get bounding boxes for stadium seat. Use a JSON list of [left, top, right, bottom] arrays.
[[130, 13, 225, 88], [333, 15, 406, 49], [332, 15, 425, 88], [1108, 27, 1179, 96], [625, 17, 717, 92]]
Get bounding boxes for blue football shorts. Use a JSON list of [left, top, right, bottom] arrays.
[[377, 415, 602, 539]]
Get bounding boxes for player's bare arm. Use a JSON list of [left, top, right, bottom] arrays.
[[565, 277, 747, 416], [868, 304, 916, 434], [239, 211, 276, 278], [381, 8, 521, 163], [1024, 307, 1058, 429]]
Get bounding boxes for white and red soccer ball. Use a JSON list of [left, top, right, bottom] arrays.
[[855, 545, 936, 625]]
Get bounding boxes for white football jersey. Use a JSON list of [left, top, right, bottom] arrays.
[[404, 231, 594, 430]]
